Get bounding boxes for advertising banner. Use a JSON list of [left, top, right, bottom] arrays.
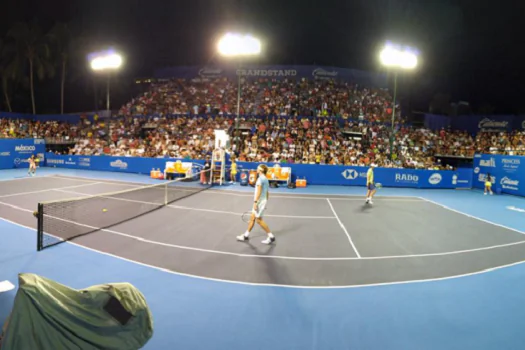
[[0, 139, 46, 170], [473, 154, 524, 196], [154, 65, 388, 88], [424, 113, 525, 134], [45, 153, 472, 189]]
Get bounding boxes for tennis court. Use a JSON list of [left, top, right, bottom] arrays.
[[2, 173, 525, 287]]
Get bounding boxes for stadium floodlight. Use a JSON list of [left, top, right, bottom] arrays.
[[90, 53, 123, 71], [379, 46, 418, 70], [217, 33, 261, 153], [89, 51, 123, 116], [217, 33, 261, 57], [379, 42, 419, 160]]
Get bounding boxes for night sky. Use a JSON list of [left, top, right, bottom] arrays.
[[1, 0, 524, 114]]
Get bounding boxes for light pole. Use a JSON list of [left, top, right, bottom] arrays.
[[217, 33, 261, 154], [90, 52, 123, 118], [379, 43, 418, 160]]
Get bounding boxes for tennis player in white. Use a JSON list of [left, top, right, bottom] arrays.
[[237, 164, 275, 244]]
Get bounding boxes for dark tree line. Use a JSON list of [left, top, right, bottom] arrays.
[[0, 20, 134, 115]]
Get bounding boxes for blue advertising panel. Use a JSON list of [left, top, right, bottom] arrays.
[[424, 113, 525, 134], [0, 112, 93, 123], [0, 139, 46, 169], [154, 65, 387, 88], [473, 154, 525, 196], [45, 153, 472, 189]]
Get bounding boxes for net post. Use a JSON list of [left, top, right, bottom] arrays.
[[164, 182, 168, 206], [37, 203, 43, 251]]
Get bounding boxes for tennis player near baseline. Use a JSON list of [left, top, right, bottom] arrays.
[[237, 164, 275, 244], [365, 164, 377, 204]]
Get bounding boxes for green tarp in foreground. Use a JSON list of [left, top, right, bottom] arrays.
[[0, 273, 153, 350]]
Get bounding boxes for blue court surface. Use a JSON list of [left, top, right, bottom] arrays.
[[2, 168, 525, 349]]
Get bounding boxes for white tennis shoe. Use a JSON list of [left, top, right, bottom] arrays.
[[236, 235, 249, 242], [262, 237, 275, 245]]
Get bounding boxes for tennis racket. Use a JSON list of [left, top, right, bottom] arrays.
[[242, 211, 253, 223]]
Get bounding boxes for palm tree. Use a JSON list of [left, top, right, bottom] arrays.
[[0, 39, 13, 112], [48, 23, 72, 114], [7, 20, 54, 114], [0, 39, 24, 112]]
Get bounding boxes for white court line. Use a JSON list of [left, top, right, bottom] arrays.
[[0, 174, 53, 182], [418, 197, 525, 236], [53, 188, 336, 219], [326, 198, 361, 258], [52, 175, 143, 187], [4, 197, 525, 262], [3, 192, 525, 261], [0, 182, 103, 199], [4, 213, 525, 289], [204, 190, 422, 201], [209, 187, 419, 198], [51, 174, 421, 200], [0, 280, 15, 293]]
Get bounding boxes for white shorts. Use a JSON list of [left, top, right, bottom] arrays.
[[253, 200, 267, 218]]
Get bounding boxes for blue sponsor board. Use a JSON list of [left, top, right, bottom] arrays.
[[473, 154, 525, 196], [154, 65, 387, 88], [0, 139, 46, 169], [424, 113, 525, 134], [45, 153, 472, 189]]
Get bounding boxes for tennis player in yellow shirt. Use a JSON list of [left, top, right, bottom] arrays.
[[229, 158, 238, 184], [365, 165, 377, 204]]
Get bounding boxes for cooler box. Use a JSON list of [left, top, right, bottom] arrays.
[[240, 170, 249, 186], [150, 170, 161, 179], [296, 179, 307, 187]]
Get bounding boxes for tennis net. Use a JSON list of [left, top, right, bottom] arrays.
[[37, 169, 212, 250]]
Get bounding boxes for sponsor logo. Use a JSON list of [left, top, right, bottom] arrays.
[[65, 157, 76, 165], [452, 174, 457, 185], [478, 118, 509, 129], [479, 158, 496, 167], [33, 139, 45, 145], [79, 157, 91, 167], [474, 167, 480, 174], [198, 68, 223, 78], [312, 68, 339, 79], [237, 69, 297, 77], [0, 152, 10, 156], [502, 158, 520, 171], [457, 180, 469, 184], [507, 206, 525, 213], [110, 159, 128, 169], [395, 173, 419, 184], [500, 177, 519, 190], [15, 145, 36, 153], [13, 158, 29, 167], [502, 158, 520, 165], [241, 173, 247, 180], [341, 169, 366, 180], [47, 159, 65, 165], [474, 154, 481, 158], [429, 173, 442, 185], [478, 174, 495, 183]]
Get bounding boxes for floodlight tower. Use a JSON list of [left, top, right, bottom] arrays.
[[217, 33, 261, 153], [379, 43, 418, 160], [90, 51, 123, 116]]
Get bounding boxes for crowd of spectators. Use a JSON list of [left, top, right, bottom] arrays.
[[1, 77, 525, 169], [119, 78, 399, 122]]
